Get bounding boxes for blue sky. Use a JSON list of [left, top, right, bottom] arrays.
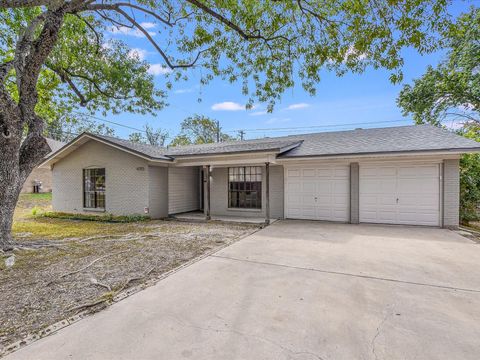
[[98, 1, 474, 141]]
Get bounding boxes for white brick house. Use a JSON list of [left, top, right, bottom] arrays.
[[41, 125, 480, 229]]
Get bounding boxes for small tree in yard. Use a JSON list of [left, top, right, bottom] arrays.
[[397, 8, 480, 224], [0, 0, 453, 250], [170, 115, 233, 146], [129, 125, 169, 147]]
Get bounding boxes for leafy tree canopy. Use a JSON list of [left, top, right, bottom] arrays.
[[0, 7, 166, 137], [129, 124, 169, 146], [170, 115, 233, 146], [397, 8, 479, 126], [397, 8, 480, 223]]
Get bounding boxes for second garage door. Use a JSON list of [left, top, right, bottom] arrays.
[[285, 164, 350, 222], [359, 163, 440, 226]]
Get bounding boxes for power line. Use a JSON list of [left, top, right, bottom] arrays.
[[226, 119, 412, 134], [71, 111, 147, 133]]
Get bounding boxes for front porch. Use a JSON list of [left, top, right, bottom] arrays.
[[171, 211, 276, 225], [171, 151, 281, 224]]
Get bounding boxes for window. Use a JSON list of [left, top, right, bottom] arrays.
[[228, 166, 262, 209], [83, 168, 105, 209]]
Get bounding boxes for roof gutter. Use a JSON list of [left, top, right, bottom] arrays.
[[277, 147, 480, 161]]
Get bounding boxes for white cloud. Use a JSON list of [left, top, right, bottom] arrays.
[[148, 64, 172, 76], [109, 26, 156, 38], [128, 48, 148, 61], [249, 110, 268, 116], [211, 101, 245, 111], [140, 22, 156, 29], [266, 117, 291, 124], [285, 103, 310, 110], [344, 45, 367, 61]]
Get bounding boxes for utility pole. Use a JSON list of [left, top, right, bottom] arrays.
[[216, 120, 220, 142], [238, 130, 245, 141]]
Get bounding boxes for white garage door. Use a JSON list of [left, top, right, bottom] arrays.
[[360, 163, 440, 226], [285, 165, 350, 222]]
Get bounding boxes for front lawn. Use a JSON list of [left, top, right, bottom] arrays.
[[1, 194, 258, 354]]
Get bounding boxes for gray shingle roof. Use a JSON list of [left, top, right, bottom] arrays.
[[278, 125, 480, 158], [165, 138, 303, 156], [92, 134, 171, 160], [45, 138, 66, 156], [85, 125, 480, 161]]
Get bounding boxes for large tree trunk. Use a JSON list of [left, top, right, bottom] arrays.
[[0, 122, 50, 252], [0, 7, 65, 252], [0, 135, 22, 252]]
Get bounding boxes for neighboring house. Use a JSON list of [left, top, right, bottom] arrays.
[[21, 138, 66, 193], [41, 125, 480, 229]]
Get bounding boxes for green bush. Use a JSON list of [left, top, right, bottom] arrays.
[[31, 206, 43, 216], [460, 153, 480, 224]]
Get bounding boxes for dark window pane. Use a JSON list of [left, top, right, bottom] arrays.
[[228, 167, 262, 209], [83, 168, 106, 209]]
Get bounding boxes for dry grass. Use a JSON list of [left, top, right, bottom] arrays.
[[13, 193, 149, 240], [2, 194, 259, 351]]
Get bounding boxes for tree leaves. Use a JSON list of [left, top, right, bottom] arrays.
[[170, 114, 234, 146], [397, 8, 479, 125]]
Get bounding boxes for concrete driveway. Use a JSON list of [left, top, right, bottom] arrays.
[[6, 221, 480, 360]]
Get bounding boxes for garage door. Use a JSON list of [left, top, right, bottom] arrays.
[[285, 165, 349, 221], [360, 164, 440, 226]]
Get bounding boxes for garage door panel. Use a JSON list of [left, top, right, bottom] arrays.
[[334, 168, 349, 177], [333, 195, 349, 205], [302, 182, 316, 193], [360, 164, 440, 226], [360, 180, 378, 193], [378, 211, 397, 223], [302, 195, 316, 205], [398, 165, 438, 177], [287, 182, 301, 193], [286, 165, 349, 222], [334, 180, 349, 193], [302, 169, 316, 177], [317, 168, 333, 177], [317, 180, 333, 193], [397, 178, 439, 194], [287, 169, 300, 177]]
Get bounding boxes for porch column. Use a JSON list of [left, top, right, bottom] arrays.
[[204, 165, 211, 220], [265, 162, 270, 225]]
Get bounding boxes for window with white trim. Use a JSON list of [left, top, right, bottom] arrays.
[[228, 166, 262, 209], [83, 168, 105, 209]]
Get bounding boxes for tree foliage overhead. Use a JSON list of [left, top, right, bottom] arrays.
[[0, 0, 458, 249], [397, 8, 479, 126], [129, 124, 169, 147], [170, 114, 233, 146], [397, 8, 480, 223]]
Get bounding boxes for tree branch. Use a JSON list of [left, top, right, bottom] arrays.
[[50, 67, 89, 106], [0, 0, 51, 8], [111, 6, 208, 69], [87, 2, 173, 27], [74, 13, 101, 54]]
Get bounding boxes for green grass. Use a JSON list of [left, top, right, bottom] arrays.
[[19, 193, 52, 201]]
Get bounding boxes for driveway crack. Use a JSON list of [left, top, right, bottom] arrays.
[[164, 313, 326, 360], [371, 305, 395, 360]]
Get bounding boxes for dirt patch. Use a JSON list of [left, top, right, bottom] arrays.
[[0, 220, 258, 350]]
